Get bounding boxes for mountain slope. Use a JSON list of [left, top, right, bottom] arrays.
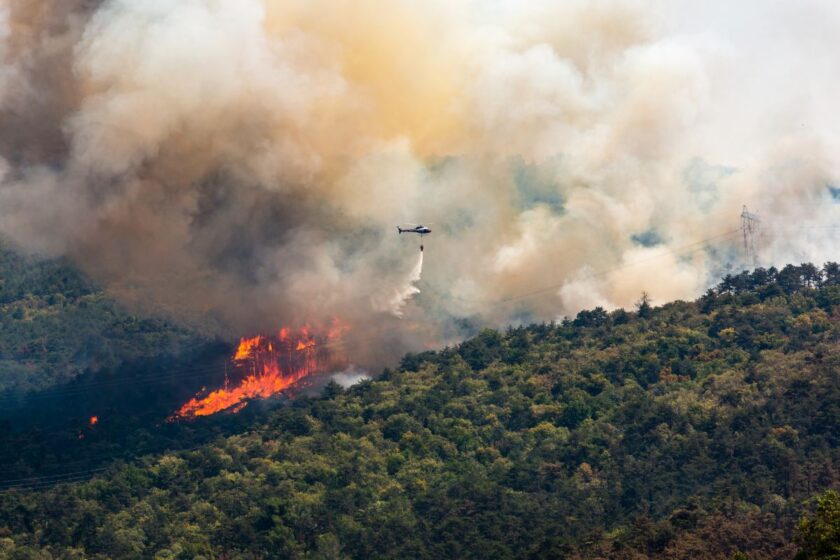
[[1, 264, 839, 559], [0, 241, 205, 394]]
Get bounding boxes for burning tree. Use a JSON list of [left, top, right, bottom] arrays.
[[172, 322, 348, 419]]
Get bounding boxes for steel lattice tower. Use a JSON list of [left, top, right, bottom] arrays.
[[740, 205, 760, 268]]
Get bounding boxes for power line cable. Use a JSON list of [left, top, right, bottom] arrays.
[[0, 226, 755, 406], [423, 228, 742, 308], [0, 437, 235, 492]]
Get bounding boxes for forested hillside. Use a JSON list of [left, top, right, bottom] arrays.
[[0, 242, 205, 394], [1, 263, 839, 559]]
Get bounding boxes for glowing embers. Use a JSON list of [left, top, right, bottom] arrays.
[[172, 322, 347, 420]]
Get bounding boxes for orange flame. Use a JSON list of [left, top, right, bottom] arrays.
[[234, 336, 263, 361], [172, 323, 348, 420], [89, 416, 99, 426]]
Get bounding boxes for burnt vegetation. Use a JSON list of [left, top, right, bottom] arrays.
[[0, 261, 839, 558]]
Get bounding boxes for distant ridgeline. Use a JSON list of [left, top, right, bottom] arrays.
[[0, 241, 205, 393], [0, 262, 838, 558]]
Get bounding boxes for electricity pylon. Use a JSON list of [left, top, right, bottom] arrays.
[[740, 205, 760, 269]]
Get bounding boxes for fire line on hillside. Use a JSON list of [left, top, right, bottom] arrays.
[[171, 321, 349, 420]]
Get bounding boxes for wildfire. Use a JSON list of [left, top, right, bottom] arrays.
[[89, 416, 99, 426], [172, 321, 348, 420], [234, 336, 263, 361]]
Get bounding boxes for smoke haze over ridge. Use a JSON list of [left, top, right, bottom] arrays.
[[0, 0, 838, 361]]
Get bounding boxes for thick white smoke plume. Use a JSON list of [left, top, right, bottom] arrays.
[[0, 0, 838, 362]]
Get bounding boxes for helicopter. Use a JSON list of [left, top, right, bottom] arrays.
[[397, 224, 432, 251]]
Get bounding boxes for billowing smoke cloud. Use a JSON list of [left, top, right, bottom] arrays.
[[0, 0, 838, 363]]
